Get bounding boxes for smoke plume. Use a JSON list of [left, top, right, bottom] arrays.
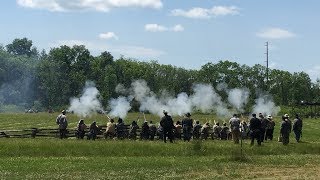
[[115, 83, 128, 95], [252, 95, 280, 116], [110, 80, 281, 118], [129, 80, 231, 117], [227, 88, 250, 112], [108, 96, 132, 119], [68, 81, 102, 117], [190, 84, 215, 113]]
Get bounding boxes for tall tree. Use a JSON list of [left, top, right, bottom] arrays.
[[6, 38, 38, 57]]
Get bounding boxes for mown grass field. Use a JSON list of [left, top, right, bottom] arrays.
[[0, 112, 320, 179]]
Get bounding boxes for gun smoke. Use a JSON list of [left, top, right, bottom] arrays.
[[68, 81, 103, 117], [108, 96, 132, 119], [252, 95, 280, 116], [227, 88, 250, 113], [69, 79, 280, 119]]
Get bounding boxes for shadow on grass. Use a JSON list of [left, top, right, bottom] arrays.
[[191, 140, 206, 156]]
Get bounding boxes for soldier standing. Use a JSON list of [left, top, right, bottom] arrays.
[[280, 114, 292, 145], [182, 113, 193, 141], [292, 114, 303, 142], [229, 114, 241, 144], [265, 115, 275, 141], [249, 114, 262, 146], [56, 110, 68, 139], [160, 110, 174, 143], [259, 113, 268, 142]]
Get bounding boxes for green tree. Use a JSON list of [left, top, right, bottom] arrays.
[[6, 38, 38, 57]]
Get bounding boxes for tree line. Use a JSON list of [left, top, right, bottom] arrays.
[[0, 38, 319, 112]]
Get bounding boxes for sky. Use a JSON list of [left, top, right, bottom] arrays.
[[0, 0, 319, 81]]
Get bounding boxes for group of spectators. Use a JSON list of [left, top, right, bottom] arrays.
[[55, 110, 303, 145]]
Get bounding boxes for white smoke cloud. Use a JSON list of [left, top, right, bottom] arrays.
[[129, 80, 231, 117], [68, 81, 103, 117], [108, 96, 132, 119], [190, 84, 215, 113], [252, 95, 280, 116], [216, 82, 228, 91], [131, 79, 151, 102], [227, 88, 250, 112], [110, 80, 280, 118], [115, 83, 128, 95], [139, 95, 166, 116], [167, 92, 192, 116]]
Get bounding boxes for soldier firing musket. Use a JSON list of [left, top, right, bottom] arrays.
[[141, 112, 150, 140]]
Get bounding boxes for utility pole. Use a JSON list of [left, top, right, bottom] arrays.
[[265, 42, 269, 91]]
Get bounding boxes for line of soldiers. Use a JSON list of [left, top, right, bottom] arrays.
[[56, 110, 303, 144]]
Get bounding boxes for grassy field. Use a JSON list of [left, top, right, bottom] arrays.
[[0, 112, 320, 179]]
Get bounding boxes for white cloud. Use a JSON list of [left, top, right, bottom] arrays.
[[99, 32, 118, 40], [145, 24, 184, 32], [257, 28, 296, 39], [17, 0, 163, 12], [307, 66, 320, 81], [172, 24, 184, 32], [170, 6, 239, 19], [50, 40, 165, 58], [145, 24, 168, 32]]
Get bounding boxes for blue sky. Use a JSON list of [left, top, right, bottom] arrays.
[[1, 0, 319, 81]]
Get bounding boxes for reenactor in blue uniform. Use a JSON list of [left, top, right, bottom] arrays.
[[160, 110, 174, 143], [265, 115, 275, 141], [249, 114, 262, 146], [293, 114, 303, 142], [280, 114, 292, 145], [182, 113, 193, 141]]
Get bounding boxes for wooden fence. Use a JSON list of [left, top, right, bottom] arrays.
[[0, 126, 234, 140]]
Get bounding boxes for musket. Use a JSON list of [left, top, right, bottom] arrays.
[[136, 112, 141, 123], [143, 112, 147, 122]]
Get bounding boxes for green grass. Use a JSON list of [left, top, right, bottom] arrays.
[[0, 113, 320, 179]]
